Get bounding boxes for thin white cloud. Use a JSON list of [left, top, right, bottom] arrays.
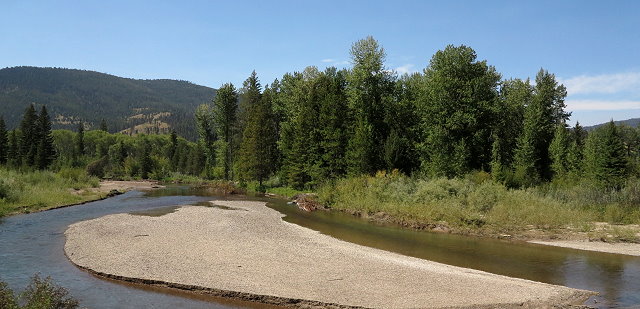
[[394, 64, 415, 75], [321, 58, 335, 63], [565, 99, 640, 111], [561, 72, 640, 95]]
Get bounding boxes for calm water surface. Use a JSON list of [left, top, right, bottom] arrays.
[[1, 186, 639, 308]]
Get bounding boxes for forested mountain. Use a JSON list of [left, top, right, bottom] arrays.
[[0, 66, 216, 140], [586, 118, 640, 131]]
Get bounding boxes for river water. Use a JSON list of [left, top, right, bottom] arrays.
[[0, 186, 639, 308]]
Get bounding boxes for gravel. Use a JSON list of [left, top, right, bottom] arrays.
[[65, 200, 594, 308]]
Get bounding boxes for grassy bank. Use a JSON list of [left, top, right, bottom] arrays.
[[0, 168, 101, 217], [316, 172, 640, 242]]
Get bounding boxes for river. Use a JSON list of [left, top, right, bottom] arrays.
[[1, 186, 639, 308]]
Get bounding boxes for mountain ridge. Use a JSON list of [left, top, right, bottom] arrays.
[[0, 66, 216, 140]]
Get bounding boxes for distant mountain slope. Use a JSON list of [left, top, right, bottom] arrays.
[[585, 118, 640, 131], [0, 66, 216, 139]]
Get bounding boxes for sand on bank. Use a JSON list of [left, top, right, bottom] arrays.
[[529, 239, 640, 256], [65, 201, 594, 308], [98, 180, 164, 192]]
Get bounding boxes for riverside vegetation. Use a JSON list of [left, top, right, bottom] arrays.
[[0, 275, 78, 309], [1, 36, 639, 241]]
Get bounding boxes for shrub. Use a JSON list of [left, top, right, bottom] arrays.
[[0, 275, 78, 309]]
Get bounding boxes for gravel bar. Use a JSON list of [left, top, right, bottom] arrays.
[[65, 200, 594, 308]]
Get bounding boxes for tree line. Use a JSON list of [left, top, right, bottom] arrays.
[[195, 36, 638, 190], [0, 37, 637, 191]]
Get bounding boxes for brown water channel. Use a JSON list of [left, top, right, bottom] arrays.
[[1, 186, 639, 308]]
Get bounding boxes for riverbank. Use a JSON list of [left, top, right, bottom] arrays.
[[530, 239, 640, 256], [0, 170, 163, 217], [65, 200, 594, 308], [315, 174, 640, 243]]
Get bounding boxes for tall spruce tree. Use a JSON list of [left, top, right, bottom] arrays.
[[212, 83, 238, 180], [75, 122, 85, 157], [549, 124, 571, 178], [7, 130, 19, 167], [513, 69, 567, 183], [168, 130, 178, 170], [345, 36, 394, 175], [0, 117, 7, 165], [20, 104, 38, 167], [584, 121, 628, 188], [140, 139, 153, 179], [35, 106, 56, 169], [417, 45, 501, 177], [237, 75, 277, 187], [99, 119, 108, 132]]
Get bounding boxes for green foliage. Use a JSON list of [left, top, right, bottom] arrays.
[[0, 167, 100, 217], [36, 106, 56, 170], [513, 69, 568, 183], [549, 124, 571, 177], [74, 123, 85, 159], [0, 279, 18, 309], [417, 45, 501, 177], [237, 74, 277, 185], [584, 121, 628, 189], [0, 117, 7, 165], [346, 36, 395, 175], [212, 83, 238, 180], [20, 104, 39, 167], [195, 104, 216, 177], [10, 274, 79, 309], [317, 174, 631, 234]]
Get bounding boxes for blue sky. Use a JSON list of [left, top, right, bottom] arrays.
[[1, 0, 639, 126]]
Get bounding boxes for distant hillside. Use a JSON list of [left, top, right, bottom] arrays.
[[0, 66, 216, 139], [585, 118, 640, 131]]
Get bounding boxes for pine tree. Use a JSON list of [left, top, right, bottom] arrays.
[[584, 121, 628, 188], [212, 83, 238, 180], [35, 106, 56, 169], [99, 119, 108, 132], [20, 104, 38, 167], [140, 140, 154, 179], [237, 78, 277, 187], [75, 122, 85, 157], [0, 117, 7, 165], [513, 69, 567, 183], [7, 131, 19, 167], [168, 130, 178, 171], [549, 124, 570, 178]]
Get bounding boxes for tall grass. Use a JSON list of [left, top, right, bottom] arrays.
[[316, 171, 640, 237], [0, 167, 100, 217]]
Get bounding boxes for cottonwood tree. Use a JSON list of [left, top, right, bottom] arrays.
[[346, 36, 394, 176], [417, 45, 501, 177]]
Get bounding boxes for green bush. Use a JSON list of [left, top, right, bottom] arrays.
[[0, 275, 78, 309]]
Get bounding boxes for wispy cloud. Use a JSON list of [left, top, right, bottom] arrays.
[[394, 64, 415, 75], [565, 100, 640, 111], [320, 59, 350, 67], [561, 72, 640, 96]]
